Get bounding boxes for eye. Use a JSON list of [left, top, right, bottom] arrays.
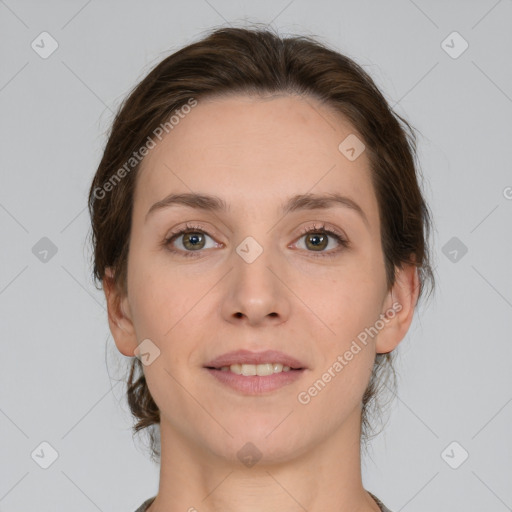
[[163, 223, 221, 257], [292, 223, 349, 258], [162, 222, 349, 259]]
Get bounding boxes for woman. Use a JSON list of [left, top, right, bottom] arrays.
[[88, 25, 435, 512]]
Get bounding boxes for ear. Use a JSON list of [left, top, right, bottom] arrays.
[[375, 262, 420, 354], [103, 267, 138, 357]]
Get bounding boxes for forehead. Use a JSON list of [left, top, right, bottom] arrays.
[[134, 93, 378, 225]]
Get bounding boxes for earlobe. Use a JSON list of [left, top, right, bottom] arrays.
[[103, 267, 138, 357], [375, 263, 420, 354]]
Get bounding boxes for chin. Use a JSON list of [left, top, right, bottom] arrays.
[[201, 419, 310, 465]]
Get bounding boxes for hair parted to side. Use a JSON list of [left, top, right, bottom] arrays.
[[88, 24, 435, 461]]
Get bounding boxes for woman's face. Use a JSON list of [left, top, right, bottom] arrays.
[[108, 93, 414, 463]]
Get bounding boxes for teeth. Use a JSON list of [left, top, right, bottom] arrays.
[[219, 363, 293, 376]]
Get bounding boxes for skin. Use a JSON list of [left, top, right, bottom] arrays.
[[103, 93, 419, 512]]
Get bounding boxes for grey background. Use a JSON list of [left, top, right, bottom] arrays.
[[1, 1, 511, 511]]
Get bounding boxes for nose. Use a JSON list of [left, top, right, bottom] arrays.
[[220, 242, 291, 327]]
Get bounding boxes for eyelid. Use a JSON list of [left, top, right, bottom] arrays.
[[295, 222, 347, 243]]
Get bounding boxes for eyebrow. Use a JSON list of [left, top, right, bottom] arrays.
[[145, 192, 370, 228]]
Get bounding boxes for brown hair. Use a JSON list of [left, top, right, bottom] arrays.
[[88, 24, 435, 461]]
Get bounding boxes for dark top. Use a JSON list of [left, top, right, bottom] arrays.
[[134, 496, 155, 512], [134, 492, 393, 511]]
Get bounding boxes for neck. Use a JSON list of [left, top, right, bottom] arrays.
[[148, 405, 381, 512]]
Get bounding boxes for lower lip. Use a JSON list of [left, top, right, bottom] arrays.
[[204, 368, 306, 395]]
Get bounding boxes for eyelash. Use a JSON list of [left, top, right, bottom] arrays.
[[162, 222, 349, 259]]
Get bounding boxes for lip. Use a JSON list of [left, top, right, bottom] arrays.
[[205, 367, 307, 395], [204, 349, 306, 370]]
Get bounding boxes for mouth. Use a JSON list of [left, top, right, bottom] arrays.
[[205, 363, 304, 376], [204, 349, 307, 373], [203, 349, 307, 394]]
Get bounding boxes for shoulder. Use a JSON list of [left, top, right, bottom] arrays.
[[368, 491, 394, 512], [134, 496, 156, 512]]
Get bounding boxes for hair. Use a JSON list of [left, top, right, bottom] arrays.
[[88, 24, 435, 462]]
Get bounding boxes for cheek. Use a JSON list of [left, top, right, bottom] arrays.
[[127, 242, 200, 333], [127, 256, 211, 374], [294, 342, 375, 440], [317, 269, 385, 338], [126, 274, 178, 349]]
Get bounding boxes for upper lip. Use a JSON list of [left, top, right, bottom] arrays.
[[204, 350, 306, 369]]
